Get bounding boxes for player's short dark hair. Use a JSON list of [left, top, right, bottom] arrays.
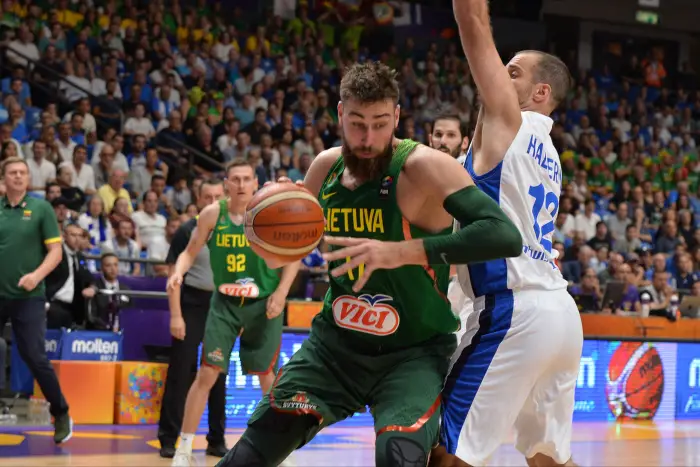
[[340, 61, 400, 105], [517, 50, 572, 107], [151, 174, 166, 183], [433, 113, 467, 139], [225, 158, 255, 177]]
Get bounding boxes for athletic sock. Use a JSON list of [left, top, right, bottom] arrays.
[[178, 433, 195, 454]]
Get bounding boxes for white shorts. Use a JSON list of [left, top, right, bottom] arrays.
[[441, 288, 583, 466]]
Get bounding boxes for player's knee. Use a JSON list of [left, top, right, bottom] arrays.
[[376, 433, 430, 467], [216, 436, 268, 467], [250, 406, 318, 440], [195, 365, 221, 390]]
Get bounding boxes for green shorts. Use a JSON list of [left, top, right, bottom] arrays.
[[247, 315, 456, 454], [202, 292, 283, 374]]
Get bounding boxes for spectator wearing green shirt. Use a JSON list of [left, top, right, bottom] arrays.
[[0, 157, 72, 444]]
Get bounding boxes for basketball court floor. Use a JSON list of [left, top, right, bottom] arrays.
[[1, 419, 700, 466]]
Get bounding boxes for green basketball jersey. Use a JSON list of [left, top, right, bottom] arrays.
[[207, 199, 280, 299], [318, 139, 459, 349]]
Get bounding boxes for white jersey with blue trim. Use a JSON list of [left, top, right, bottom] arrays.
[[456, 111, 569, 300]]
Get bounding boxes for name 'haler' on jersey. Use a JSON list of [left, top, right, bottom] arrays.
[[527, 134, 562, 187]]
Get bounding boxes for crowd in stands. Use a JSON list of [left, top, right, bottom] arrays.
[[0, 0, 699, 317]]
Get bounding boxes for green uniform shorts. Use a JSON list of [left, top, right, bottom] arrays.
[[246, 315, 456, 455], [202, 292, 283, 374]]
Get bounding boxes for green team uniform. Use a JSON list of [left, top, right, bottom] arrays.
[[202, 200, 282, 374], [239, 140, 458, 466], [0, 195, 62, 299]]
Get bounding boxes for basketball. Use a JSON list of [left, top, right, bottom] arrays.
[[605, 342, 665, 420], [244, 183, 325, 263]]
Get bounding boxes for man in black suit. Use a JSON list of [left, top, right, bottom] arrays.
[[88, 252, 131, 330], [45, 223, 95, 329]]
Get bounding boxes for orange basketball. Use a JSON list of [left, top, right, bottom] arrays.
[[244, 183, 325, 263], [605, 342, 665, 420]]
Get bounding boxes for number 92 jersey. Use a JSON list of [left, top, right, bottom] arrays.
[[456, 111, 569, 300]]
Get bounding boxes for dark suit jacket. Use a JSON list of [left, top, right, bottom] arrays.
[[45, 247, 94, 305], [89, 277, 131, 329]]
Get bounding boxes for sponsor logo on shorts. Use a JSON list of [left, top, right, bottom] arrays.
[[208, 348, 224, 362], [331, 294, 399, 336], [218, 278, 260, 297], [280, 392, 318, 411]]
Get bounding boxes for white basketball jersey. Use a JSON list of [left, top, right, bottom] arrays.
[[457, 111, 569, 300]]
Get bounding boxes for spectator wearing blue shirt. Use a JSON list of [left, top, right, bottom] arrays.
[[233, 95, 256, 127], [69, 113, 85, 145], [7, 102, 29, 143]]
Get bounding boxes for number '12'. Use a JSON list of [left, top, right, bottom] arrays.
[[528, 183, 559, 254]]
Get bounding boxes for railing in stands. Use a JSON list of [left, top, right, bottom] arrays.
[[0, 44, 224, 174]]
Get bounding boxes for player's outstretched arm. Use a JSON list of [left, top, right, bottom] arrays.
[[324, 149, 523, 292], [453, 0, 521, 129], [167, 204, 217, 291]]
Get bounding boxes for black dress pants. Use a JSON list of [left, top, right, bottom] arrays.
[[0, 297, 69, 417], [158, 285, 226, 447]]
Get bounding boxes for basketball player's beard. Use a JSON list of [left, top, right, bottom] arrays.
[[342, 141, 393, 182]]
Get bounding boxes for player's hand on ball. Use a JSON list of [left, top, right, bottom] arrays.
[[323, 237, 405, 293], [17, 272, 39, 291], [167, 272, 184, 292], [266, 291, 286, 319], [170, 316, 186, 340]]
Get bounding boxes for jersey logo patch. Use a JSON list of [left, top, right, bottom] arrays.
[[332, 294, 399, 336], [219, 278, 260, 297], [321, 191, 337, 200], [378, 175, 393, 199], [22, 210, 32, 220]]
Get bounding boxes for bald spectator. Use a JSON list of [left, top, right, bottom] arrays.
[[97, 169, 133, 214], [674, 253, 698, 291], [598, 252, 625, 287]]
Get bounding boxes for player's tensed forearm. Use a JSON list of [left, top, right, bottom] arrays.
[[423, 186, 523, 265], [276, 261, 301, 295]]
